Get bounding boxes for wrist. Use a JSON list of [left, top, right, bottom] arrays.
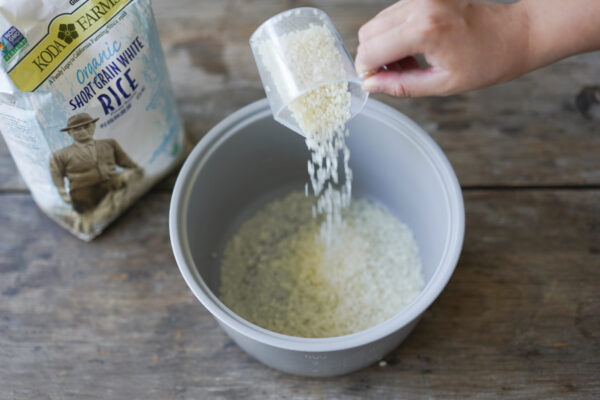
[[519, 0, 600, 71]]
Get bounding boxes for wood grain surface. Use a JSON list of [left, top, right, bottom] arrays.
[[1, 1, 600, 190], [1, 191, 598, 399], [0, 0, 599, 399]]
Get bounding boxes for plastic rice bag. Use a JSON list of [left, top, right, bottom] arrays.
[[0, 0, 185, 240]]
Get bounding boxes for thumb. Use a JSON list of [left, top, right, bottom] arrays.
[[361, 68, 450, 98]]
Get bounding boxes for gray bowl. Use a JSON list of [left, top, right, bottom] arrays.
[[169, 98, 464, 377]]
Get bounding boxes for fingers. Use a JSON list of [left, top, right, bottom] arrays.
[[387, 56, 421, 72], [361, 67, 450, 97], [356, 0, 460, 96], [355, 23, 423, 74], [358, 1, 408, 43]]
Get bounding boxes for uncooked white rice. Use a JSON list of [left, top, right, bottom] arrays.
[[219, 192, 424, 338], [257, 24, 352, 245]]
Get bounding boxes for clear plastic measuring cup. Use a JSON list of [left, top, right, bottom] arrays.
[[250, 7, 368, 136]]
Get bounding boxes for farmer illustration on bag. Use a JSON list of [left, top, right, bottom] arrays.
[[50, 113, 143, 214]]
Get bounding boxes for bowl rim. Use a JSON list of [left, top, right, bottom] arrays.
[[169, 98, 465, 352]]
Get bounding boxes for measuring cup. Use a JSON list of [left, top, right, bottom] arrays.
[[249, 7, 368, 136]]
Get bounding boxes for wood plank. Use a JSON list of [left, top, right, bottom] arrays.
[[1, 0, 599, 191], [1, 190, 598, 399]]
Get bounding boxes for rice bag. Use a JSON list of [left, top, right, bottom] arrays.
[[0, 0, 185, 240]]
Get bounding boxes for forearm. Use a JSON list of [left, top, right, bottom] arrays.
[[52, 176, 68, 198], [112, 141, 139, 169], [521, 0, 600, 71], [49, 158, 68, 197]]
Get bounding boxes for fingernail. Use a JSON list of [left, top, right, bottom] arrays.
[[358, 71, 374, 80], [355, 59, 367, 75], [361, 76, 379, 92]]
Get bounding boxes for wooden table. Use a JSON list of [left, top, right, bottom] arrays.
[[1, 1, 599, 398]]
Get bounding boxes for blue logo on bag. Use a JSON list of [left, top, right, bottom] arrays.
[[1, 26, 27, 62], [3, 26, 24, 47]]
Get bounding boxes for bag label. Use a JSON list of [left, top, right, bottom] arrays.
[[8, 0, 132, 92]]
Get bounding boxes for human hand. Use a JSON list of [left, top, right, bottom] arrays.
[[133, 166, 144, 180], [355, 0, 531, 97], [61, 193, 72, 204]]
